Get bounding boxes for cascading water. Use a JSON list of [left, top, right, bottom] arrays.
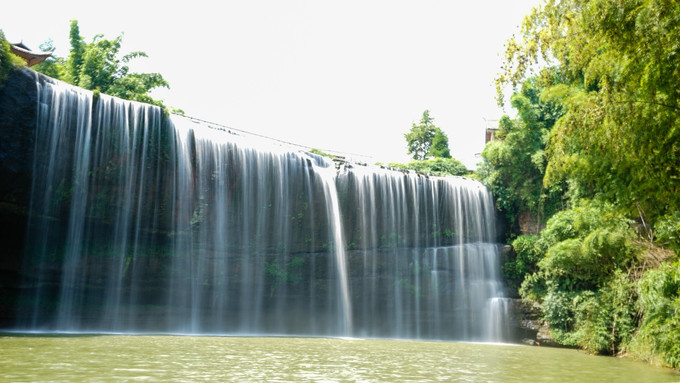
[[15, 75, 512, 341], [337, 166, 510, 341]]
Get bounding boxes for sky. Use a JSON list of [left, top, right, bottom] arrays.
[[2, 0, 540, 168]]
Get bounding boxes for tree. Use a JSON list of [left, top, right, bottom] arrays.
[[479, 77, 565, 235], [34, 20, 169, 107], [0, 30, 25, 88], [404, 110, 452, 160], [493, 0, 680, 363], [496, 0, 680, 223], [31, 39, 66, 79], [517, 201, 639, 353], [429, 129, 451, 158], [405, 110, 436, 160], [66, 20, 85, 85]]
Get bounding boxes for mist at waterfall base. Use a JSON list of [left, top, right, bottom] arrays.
[[14, 74, 513, 342]]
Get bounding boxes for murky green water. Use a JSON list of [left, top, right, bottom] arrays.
[[1, 335, 677, 382]]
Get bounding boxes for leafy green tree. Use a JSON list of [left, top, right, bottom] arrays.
[[519, 201, 640, 353], [491, 0, 680, 364], [496, 0, 680, 224], [34, 20, 169, 107], [502, 234, 544, 290], [479, 77, 565, 235], [404, 110, 452, 160], [655, 212, 680, 254], [404, 110, 436, 160], [0, 30, 25, 88], [635, 261, 680, 368], [30, 39, 66, 79], [429, 129, 451, 158], [66, 20, 86, 85]]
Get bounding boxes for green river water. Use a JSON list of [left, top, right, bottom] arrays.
[[1, 335, 677, 382]]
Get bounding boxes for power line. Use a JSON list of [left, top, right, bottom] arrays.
[[171, 112, 374, 162]]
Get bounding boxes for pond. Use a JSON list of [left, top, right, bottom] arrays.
[[1, 335, 677, 382]]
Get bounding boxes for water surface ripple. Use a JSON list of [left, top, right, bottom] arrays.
[[1, 335, 677, 382]]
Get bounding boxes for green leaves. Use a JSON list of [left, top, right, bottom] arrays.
[[479, 77, 565, 235], [67, 19, 85, 85], [634, 261, 680, 368], [429, 129, 451, 159], [492, 0, 680, 362], [497, 0, 680, 223], [517, 201, 640, 353], [107, 73, 169, 107], [655, 212, 680, 255], [571, 271, 637, 354], [385, 157, 467, 177], [0, 30, 25, 87], [35, 20, 170, 108], [404, 110, 452, 160], [503, 234, 544, 289]]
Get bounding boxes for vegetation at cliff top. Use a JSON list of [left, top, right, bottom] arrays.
[[25, 20, 170, 109], [391, 110, 466, 176], [479, 0, 680, 368], [0, 30, 26, 89], [381, 157, 468, 177], [404, 110, 452, 160]]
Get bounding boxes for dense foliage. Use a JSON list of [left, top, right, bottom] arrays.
[[404, 110, 452, 160], [482, 0, 680, 368], [34, 20, 169, 107], [635, 261, 680, 368], [517, 202, 640, 353], [383, 157, 468, 177], [0, 30, 25, 89], [428, 128, 451, 159], [396, 110, 465, 176], [498, 0, 679, 223], [478, 77, 565, 236]]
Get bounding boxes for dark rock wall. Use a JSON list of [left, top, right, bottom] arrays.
[[0, 68, 39, 326]]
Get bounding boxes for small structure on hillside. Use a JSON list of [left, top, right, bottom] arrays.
[[10, 42, 53, 67], [484, 118, 500, 144]]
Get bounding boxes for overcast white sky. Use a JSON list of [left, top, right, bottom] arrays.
[[2, 0, 540, 168]]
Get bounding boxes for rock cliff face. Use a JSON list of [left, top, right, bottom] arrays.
[[0, 68, 39, 326]]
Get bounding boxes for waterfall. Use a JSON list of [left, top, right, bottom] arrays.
[[16, 76, 511, 341], [336, 166, 509, 340]]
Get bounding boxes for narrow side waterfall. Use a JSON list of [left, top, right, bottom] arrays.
[[337, 166, 510, 341], [15, 76, 511, 341]]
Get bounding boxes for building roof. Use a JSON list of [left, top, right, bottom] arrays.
[[10, 42, 54, 67]]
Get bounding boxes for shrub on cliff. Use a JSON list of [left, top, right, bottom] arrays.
[[383, 157, 468, 177], [518, 201, 641, 354], [631, 261, 680, 369], [0, 30, 25, 89]]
